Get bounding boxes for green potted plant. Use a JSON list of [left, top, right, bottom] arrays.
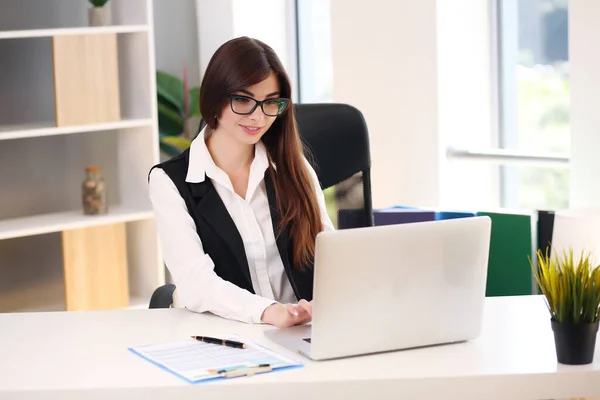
[[88, 0, 111, 26], [530, 247, 600, 364], [156, 69, 201, 158]]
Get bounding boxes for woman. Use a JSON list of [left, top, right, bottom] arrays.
[[148, 37, 335, 328]]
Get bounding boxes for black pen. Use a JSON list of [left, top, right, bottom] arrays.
[[191, 336, 247, 349]]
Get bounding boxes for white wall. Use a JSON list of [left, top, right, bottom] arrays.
[[194, 0, 298, 96], [153, 0, 200, 85], [194, 0, 235, 76], [569, 0, 600, 208], [436, 0, 498, 210], [231, 0, 296, 79], [329, 0, 495, 209], [330, 0, 441, 209]]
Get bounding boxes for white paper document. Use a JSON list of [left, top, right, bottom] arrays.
[[129, 335, 302, 383]]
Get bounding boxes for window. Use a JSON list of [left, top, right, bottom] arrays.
[[296, 0, 570, 212], [296, 0, 333, 103], [497, 0, 570, 210]]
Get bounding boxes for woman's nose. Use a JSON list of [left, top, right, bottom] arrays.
[[248, 104, 265, 121]]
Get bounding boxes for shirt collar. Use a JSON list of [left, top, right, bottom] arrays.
[[185, 127, 271, 191]]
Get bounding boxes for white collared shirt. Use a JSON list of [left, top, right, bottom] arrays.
[[148, 132, 335, 324]]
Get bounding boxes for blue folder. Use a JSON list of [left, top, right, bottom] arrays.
[[373, 208, 435, 226]]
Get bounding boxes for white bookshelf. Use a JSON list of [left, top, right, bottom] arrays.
[[0, 206, 154, 241], [0, 118, 153, 140], [0, 25, 149, 40], [0, 0, 164, 313]]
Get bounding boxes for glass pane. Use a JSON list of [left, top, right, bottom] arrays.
[[296, 0, 333, 103], [498, 0, 570, 210], [499, 0, 569, 153], [502, 165, 570, 210]]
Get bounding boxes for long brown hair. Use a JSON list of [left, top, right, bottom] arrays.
[[199, 37, 323, 270]]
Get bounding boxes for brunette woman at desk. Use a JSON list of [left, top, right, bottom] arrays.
[[148, 37, 335, 328]]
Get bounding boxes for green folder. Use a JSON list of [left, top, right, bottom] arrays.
[[477, 210, 535, 296]]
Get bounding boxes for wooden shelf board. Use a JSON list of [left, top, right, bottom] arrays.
[[0, 119, 153, 141], [5, 297, 150, 314], [0, 206, 154, 241], [0, 25, 148, 40]]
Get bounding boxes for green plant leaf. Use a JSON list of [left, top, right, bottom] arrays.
[[160, 134, 191, 150], [156, 71, 200, 157], [159, 134, 191, 158], [89, 0, 109, 7], [530, 248, 600, 324], [156, 71, 185, 111], [158, 102, 183, 124], [188, 87, 201, 117], [158, 93, 180, 114], [158, 103, 183, 137], [159, 140, 183, 158]]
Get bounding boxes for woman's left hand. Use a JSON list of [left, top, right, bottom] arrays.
[[297, 299, 312, 317]]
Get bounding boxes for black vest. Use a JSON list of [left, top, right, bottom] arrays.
[[150, 149, 314, 301]]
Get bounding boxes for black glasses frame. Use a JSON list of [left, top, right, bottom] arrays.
[[227, 94, 290, 117]]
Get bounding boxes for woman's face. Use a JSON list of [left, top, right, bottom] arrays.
[[217, 72, 282, 146]]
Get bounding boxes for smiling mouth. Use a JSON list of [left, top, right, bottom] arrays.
[[241, 125, 263, 135]]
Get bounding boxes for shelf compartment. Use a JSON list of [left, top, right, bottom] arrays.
[[0, 233, 65, 313], [0, 32, 153, 127], [0, 126, 158, 223], [0, 0, 149, 32], [0, 228, 158, 313]]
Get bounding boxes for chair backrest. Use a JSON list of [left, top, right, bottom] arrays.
[[294, 103, 373, 229]]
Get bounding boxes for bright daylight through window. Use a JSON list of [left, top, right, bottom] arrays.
[[499, 0, 570, 211]]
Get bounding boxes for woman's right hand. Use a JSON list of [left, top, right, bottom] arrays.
[[261, 301, 312, 328]]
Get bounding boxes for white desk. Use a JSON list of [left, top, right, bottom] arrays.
[[0, 295, 598, 400]]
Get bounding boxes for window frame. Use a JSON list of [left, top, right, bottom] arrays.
[[445, 0, 571, 209]]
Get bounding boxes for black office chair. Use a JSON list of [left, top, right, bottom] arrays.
[[148, 103, 373, 308], [294, 103, 373, 229]]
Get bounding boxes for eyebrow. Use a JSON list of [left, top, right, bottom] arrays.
[[238, 89, 280, 98]]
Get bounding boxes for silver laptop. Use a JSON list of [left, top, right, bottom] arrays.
[[264, 216, 492, 360]]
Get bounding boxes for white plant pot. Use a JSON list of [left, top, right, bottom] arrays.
[[88, 5, 112, 27]]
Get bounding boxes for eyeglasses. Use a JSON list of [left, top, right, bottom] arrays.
[[228, 94, 290, 117]]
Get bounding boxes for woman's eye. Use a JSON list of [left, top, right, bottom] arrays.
[[234, 97, 250, 104]]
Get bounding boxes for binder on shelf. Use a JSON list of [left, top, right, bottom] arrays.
[[476, 210, 535, 297], [537, 210, 555, 255], [375, 205, 539, 297], [373, 206, 477, 226], [373, 208, 435, 226], [435, 211, 477, 220]]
